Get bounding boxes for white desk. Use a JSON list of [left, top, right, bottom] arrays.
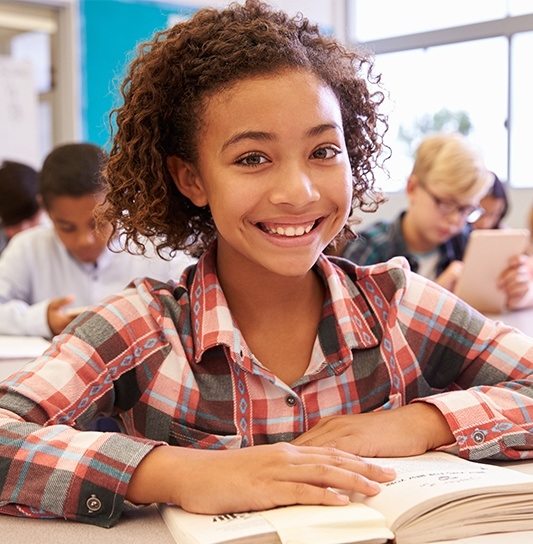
[[0, 358, 31, 380], [487, 307, 533, 336], [0, 335, 50, 381], [0, 505, 176, 544]]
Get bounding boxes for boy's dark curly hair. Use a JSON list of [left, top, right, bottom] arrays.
[[101, 0, 388, 257]]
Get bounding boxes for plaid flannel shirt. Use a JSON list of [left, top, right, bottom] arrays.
[[1, 243, 532, 527]]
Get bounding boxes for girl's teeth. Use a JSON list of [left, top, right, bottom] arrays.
[[268, 223, 314, 236]]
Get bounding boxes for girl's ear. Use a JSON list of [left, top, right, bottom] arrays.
[[167, 156, 209, 207]]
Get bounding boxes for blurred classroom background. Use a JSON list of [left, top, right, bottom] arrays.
[[1, 0, 532, 229]]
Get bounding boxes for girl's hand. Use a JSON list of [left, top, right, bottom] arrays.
[[499, 254, 533, 310], [126, 442, 396, 514], [292, 403, 455, 458]]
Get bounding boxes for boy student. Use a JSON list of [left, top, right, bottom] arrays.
[[0, 161, 44, 253], [0, 142, 194, 337], [0, 0, 532, 529], [342, 132, 533, 310]]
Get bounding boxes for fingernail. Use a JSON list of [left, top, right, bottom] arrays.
[[327, 487, 349, 503]]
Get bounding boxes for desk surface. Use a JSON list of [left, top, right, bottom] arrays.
[[0, 335, 50, 381], [1, 505, 175, 544], [1, 495, 533, 544], [487, 307, 533, 336]]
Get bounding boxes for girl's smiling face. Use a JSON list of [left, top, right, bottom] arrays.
[[169, 70, 352, 280]]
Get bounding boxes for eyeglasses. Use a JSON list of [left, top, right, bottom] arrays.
[[419, 182, 485, 223]]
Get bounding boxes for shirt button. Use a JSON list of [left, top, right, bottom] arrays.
[[86, 495, 102, 513], [471, 430, 486, 444], [285, 395, 297, 407]]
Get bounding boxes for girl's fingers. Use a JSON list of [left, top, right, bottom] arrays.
[[271, 446, 396, 494], [273, 482, 352, 507], [289, 460, 395, 495]]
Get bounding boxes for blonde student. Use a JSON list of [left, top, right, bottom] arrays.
[[0, 0, 532, 529], [342, 132, 533, 309]]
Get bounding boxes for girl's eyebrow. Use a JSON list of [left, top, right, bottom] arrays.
[[306, 122, 342, 138], [221, 131, 274, 152], [221, 123, 342, 152]]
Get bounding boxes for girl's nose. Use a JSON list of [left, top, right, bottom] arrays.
[[269, 165, 320, 207]]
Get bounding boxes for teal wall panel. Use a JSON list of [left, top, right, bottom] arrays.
[[80, 0, 195, 148]]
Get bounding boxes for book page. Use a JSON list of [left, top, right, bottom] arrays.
[[158, 505, 277, 544], [261, 503, 393, 544], [159, 502, 393, 544], [352, 452, 533, 542]]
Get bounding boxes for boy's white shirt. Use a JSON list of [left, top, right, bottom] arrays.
[[0, 224, 196, 337], [412, 249, 440, 281]]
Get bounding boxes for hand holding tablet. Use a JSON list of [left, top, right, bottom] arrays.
[[454, 229, 530, 314]]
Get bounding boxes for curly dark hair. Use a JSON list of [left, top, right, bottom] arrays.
[[101, 0, 388, 257]]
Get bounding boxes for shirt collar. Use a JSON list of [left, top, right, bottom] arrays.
[[184, 243, 380, 369]]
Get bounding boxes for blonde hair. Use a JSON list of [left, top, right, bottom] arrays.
[[411, 132, 493, 197]]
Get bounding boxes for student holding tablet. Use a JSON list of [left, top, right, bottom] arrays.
[[342, 132, 533, 311]]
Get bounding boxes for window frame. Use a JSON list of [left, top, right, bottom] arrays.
[[346, 9, 533, 188]]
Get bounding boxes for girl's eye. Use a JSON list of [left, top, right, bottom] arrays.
[[311, 146, 341, 160], [236, 153, 268, 167]]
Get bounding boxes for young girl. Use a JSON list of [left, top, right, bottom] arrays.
[[472, 173, 509, 230], [0, 0, 532, 529]]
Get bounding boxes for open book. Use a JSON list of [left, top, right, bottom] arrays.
[[158, 451, 533, 544]]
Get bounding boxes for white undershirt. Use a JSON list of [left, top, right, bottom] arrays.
[[413, 249, 440, 281]]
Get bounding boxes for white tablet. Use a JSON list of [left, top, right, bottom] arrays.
[[454, 229, 530, 314]]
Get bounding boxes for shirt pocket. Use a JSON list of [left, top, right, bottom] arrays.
[[169, 421, 243, 450]]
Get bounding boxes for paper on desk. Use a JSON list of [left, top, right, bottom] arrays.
[[0, 335, 51, 359]]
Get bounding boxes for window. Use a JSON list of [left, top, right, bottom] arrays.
[[350, 0, 505, 42], [348, 1, 533, 189], [374, 38, 508, 192], [510, 31, 533, 188]]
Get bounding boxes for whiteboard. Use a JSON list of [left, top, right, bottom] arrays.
[[0, 56, 40, 168]]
